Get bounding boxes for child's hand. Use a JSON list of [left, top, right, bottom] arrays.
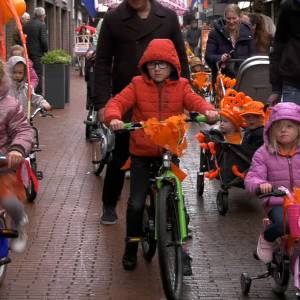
[[205, 110, 219, 124], [7, 151, 23, 169], [110, 119, 124, 131], [260, 183, 273, 194], [42, 101, 52, 111]]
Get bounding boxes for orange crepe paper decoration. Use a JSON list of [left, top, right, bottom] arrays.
[[0, 173, 26, 202], [143, 115, 189, 157]]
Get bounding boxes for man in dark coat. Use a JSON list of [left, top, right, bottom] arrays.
[[23, 7, 48, 94], [93, 0, 189, 226], [268, 0, 300, 105], [186, 19, 201, 55]]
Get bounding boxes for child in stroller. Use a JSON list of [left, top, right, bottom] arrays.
[[196, 93, 264, 215]]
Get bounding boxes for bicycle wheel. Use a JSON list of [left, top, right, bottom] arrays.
[[157, 184, 183, 300], [26, 160, 37, 202], [0, 218, 8, 286], [272, 250, 289, 294], [142, 195, 156, 262]]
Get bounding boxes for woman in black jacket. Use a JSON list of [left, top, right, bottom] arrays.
[[205, 4, 255, 80]]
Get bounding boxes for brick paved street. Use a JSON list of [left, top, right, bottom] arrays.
[[0, 70, 296, 299]]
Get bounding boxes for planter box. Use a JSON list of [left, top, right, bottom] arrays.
[[65, 65, 70, 103], [44, 64, 66, 109]]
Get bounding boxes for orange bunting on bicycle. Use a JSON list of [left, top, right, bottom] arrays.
[[195, 132, 206, 143], [216, 74, 236, 89], [205, 168, 220, 180], [232, 165, 245, 179], [171, 162, 187, 182], [143, 115, 189, 157], [191, 72, 210, 90], [0, 173, 26, 202]]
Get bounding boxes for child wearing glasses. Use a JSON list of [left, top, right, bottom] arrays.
[[104, 39, 218, 273]]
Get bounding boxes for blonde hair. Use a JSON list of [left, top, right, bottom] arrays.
[[10, 44, 24, 56], [269, 120, 300, 153], [224, 4, 241, 18]]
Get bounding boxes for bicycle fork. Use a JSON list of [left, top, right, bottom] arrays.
[[155, 172, 188, 243]]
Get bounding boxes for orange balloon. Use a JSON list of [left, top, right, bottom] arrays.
[[1, 0, 26, 24]]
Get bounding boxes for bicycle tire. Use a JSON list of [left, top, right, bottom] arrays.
[[0, 217, 7, 286], [142, 195, 156, 262], [26, 180, 37, 202], [272, 250, 289, 294], [157, 184, 183, 300]]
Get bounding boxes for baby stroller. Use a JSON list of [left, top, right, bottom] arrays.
[[235, 56, 272, 103], [196, 129, 257, 215]]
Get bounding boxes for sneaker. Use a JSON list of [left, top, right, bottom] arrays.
[[122, 242, 138, 271], [10, 227, 28, 253], [182, 251, 193, 276], [256, 234, 276, 264], [100, 207, 117, 225]]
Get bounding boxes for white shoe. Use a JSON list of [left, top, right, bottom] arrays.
[[10, 213, 29, 253], [257, 234, 276, 264]]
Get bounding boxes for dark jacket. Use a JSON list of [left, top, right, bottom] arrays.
[[186, 27, 201, 49], [93, 0, 189, 110], [23, 18, 48, 58], [205, 18, 255, 78], [269, 0, 300, 94], [242, 126, 264, 149]]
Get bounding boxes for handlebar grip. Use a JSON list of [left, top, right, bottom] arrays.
[[256, 187, 287, 198]]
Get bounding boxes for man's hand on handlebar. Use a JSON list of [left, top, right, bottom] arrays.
[[110, 119, 124, 131], [7, 151, 23, 169], [259, 183, 273, 194], [205, 110, 219, 124], [221, 53, 231, 63]]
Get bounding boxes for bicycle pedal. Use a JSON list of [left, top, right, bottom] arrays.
[[127, 237, 141, 243], [36, 171, 43, 180]]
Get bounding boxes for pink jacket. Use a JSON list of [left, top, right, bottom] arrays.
[[245, 102, 300, 212], [0, 71, 34, 157]]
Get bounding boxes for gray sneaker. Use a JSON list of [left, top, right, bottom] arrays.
[[100, 207, 117, 225]]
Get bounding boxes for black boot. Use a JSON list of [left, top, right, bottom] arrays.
[[122, 242, 138, 271]]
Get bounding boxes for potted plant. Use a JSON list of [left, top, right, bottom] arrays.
[[42, 49, 71, 108]]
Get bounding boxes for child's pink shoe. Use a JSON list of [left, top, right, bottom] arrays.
[[257, 234, 276, 263]]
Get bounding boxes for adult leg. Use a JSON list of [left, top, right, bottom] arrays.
[[100, 132, 130, 224], [31, 56, 43, 94], [282, 85, 300, 105], [123, 156, 152, 270]]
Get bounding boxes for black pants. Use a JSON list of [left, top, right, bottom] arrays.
[[31, 56, 43, 94], [102, 132, 130, 208], [127, 156, 160, 237]]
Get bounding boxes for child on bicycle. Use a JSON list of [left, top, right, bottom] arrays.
[[240, 100, 265, 149], [245, 102, 300, 263], [10, 45, 39, 90], [0, 59, 34, 253], [104, 39, 218, 273], [7, 56, 51, 113]]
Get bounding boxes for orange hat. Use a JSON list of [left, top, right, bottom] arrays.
[[190, 56, 202, 68], [220, 108, 244, 129], [240, 101, 265, 116]]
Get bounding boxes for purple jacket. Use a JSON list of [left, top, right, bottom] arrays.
[[245, 102, 300, 212], [0, 70, 34, 157]]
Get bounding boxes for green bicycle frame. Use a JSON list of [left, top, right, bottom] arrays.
[[155, 170, 188, 243]]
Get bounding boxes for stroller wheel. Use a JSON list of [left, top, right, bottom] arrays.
[[216, 190, 228, 216], [196, 173, 204, 197], [241, 273, 252, 296]]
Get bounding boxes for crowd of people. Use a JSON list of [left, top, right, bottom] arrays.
[[1, 0, 300, 296]]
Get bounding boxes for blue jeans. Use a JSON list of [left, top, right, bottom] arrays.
[[282, 85, 300, 105], [264, 206, 285, 242]]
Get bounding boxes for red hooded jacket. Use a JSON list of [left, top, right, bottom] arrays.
[[104, 39, 215, 157]]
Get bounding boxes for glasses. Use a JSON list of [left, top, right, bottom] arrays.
[[146, 61, 169, 70]]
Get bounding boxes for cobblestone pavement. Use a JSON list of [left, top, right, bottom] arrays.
[[0, 70, 296, 299]]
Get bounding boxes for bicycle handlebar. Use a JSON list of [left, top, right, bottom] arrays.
[[256, 187, 287, 199], [30, 107, 54, 121]]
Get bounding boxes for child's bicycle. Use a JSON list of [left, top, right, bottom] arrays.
[[0, 155, 20, 285], [117, 113, 210, 300], [241, 187, 300, 297], [27, 107, 53, 202]]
